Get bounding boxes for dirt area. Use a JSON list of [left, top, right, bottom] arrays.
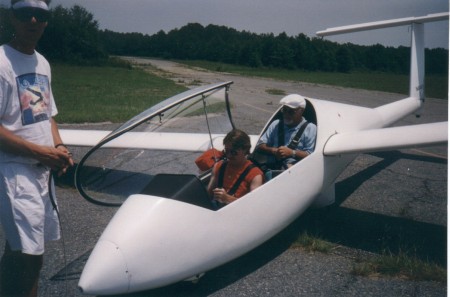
[[123, 57, 448, 132]]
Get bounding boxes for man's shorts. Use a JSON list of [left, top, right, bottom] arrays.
[[0, 163, 60, 255]]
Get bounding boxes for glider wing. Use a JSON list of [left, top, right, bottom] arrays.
[[323, 121, 448, 156]]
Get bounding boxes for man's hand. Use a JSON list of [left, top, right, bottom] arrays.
[[36, 146, 74, 176], [55, 144, 74, 176], [275, 146, 293, 159]]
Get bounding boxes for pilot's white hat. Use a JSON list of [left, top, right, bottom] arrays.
[[12, 0, 49, 11], [279, 94, 306, 109]]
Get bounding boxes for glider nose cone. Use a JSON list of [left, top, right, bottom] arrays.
[[78, 240, 130, 295]]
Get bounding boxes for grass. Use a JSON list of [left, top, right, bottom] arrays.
[[352, 250, 447, 283], [265, 88, 287, 96], [292, 231, 446, 283], [51, 58, 447, 124], [291, 231, 335, 254], [51, 64, 186, 123], [179, 60, 448, 99]]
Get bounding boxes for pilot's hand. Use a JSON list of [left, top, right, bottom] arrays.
[[213, 188, 235, 205], [276, 146, 293, 159]]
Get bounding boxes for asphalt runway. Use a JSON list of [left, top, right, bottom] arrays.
[[0, 59, 446, 296]]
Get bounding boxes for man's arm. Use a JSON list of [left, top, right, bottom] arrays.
[[51, 118, 74, 174], [285, 147, 309, 161], [256, 143, 277, 156], [255, 120, 278, 156], [262, 144, 309, 161], [0, 123, 72, 172], [51, 118, 64, 148]]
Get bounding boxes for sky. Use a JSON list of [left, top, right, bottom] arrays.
[[2, 0, 449, 48]]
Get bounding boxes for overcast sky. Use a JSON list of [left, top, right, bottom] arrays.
[[2, 0, 449, 48]]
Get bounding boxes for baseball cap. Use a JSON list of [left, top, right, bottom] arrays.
[[12, 0, 49, 11], [279, 94, 306, 109]]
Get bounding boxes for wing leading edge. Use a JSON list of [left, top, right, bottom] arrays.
[[316, 12, 449, 37], [60, 129, 259, 152], [60, 129, 110, 147], [323, 122, 448, 156]]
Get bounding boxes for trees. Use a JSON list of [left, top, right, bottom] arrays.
[[40, 5, 107, 64], [0, 6, 14, 45], [336, 46, 353, 73], [0, 3, 446, 75], [0, 4, 106, 64]]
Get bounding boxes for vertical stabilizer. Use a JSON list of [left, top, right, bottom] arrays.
[[316, 12, 449, 118], [410, 23, 425, 116], [410, 22, 425, 101]]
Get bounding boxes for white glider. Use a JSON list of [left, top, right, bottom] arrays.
[[64, 13, 448, 295]]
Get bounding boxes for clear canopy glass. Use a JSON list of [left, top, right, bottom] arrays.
[[75, 82, 234, 206]]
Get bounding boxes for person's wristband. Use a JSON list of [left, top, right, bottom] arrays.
[[55, 143, 67, 149], [292, 149, 296, 158]]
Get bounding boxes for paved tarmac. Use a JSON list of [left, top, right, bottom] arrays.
[[0, 59, 446, 296]]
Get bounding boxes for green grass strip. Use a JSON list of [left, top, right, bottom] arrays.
[[52, 64, 186, 123]]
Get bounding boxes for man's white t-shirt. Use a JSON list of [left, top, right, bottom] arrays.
[[0, 44, 58, 164]]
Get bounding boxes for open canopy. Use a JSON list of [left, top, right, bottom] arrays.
[[75, 82, 234, 206]]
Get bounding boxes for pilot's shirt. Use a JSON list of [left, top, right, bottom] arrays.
[[257, 117, 317, 165]]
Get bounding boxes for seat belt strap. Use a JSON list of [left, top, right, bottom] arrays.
[[217, 161, 256, 196], [217, 160, 228, 189], [277, 118, 284, 147], [287, 121, 309, 150], [228, 164, 255, 196]]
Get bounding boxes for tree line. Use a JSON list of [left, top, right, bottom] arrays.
[[0, 4, 447, 74]]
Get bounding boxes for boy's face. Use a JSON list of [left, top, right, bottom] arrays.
[[11, 7, 48, 44]]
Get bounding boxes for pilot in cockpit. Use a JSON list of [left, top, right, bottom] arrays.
[[255, 94, 317, 175], [207, 129, 264, 209]]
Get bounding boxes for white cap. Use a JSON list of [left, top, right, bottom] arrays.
[[12, 0, 49, 11], [279, 94, 306, 109]]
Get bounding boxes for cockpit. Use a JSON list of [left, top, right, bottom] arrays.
[[75, 82, 316, 210]]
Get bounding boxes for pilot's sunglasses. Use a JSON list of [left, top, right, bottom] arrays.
[[13, 8, 50, 23], [281, 107, 302, 115], [223, 148, 239, 156]]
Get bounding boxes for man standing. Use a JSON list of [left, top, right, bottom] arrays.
[[256, 94, 317, 170], [0, 1, 73, 296]]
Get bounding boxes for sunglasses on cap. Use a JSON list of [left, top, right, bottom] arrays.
[[13, 8, 50, 23]]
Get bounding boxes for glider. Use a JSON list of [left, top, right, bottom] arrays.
[[58, 12, 448, 295]]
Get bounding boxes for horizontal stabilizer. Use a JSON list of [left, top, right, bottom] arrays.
[[323, 122, 448, 156], [316, 12, 449, 36]]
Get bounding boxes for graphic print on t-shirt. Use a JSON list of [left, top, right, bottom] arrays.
[[16, 73, 51, 126]]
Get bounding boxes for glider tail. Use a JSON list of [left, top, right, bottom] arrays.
[[409, 22, 425, 105], [317, 12, 449, 118]]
